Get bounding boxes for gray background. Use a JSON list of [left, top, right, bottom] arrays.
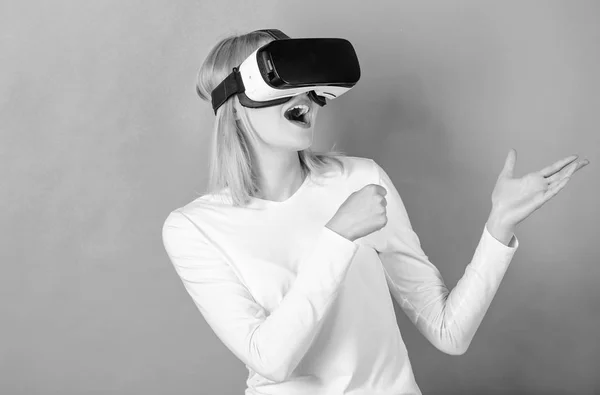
[[2, 0, 599, 394]]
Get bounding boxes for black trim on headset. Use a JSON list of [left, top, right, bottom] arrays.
[[238, 91, 327, 109], [237, 92, 293, 109]]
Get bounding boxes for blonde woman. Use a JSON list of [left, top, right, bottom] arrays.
[[162, 29, 589, 395]]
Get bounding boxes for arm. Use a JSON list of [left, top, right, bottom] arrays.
[[370, 159, 519, 355], [162, 210, 359, 382]]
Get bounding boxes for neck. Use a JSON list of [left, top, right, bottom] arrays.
[[254, 150, 305, 202]]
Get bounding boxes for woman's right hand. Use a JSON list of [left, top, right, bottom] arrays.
[[325, 184, 388, 242]]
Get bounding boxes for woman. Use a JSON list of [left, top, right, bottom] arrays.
[[162, 30, 589, 395]]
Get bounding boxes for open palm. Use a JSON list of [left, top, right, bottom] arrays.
[[491, 149, 589, 228]]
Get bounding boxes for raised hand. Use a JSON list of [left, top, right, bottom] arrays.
[[489, 149, 589, 230]]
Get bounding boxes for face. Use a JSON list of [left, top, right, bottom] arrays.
[[236, 92, 320, 152]]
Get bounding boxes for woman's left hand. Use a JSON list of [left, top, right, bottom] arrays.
[[490, 149, 590, 230]]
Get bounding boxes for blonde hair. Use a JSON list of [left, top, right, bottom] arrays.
[[196, 30, 348, 207]]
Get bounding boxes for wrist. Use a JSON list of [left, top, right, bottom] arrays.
[[325, 221, 354, 242], [486, 210, 515, 246]]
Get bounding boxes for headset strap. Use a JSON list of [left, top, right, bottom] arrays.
[[210, 67, 244, 114], [253, 29, 290, 40], [208, 29, 291, 113]]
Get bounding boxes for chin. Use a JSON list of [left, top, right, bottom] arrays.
[[289, 134, 314, 151]]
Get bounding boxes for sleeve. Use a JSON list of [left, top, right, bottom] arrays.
[[161, 210, 360, 382], [370, 159, 519, 355]]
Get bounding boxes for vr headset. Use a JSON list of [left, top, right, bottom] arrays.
[[208, 29, 361, 114]]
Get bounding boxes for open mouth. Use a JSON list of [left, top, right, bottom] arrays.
[[284, 104, 311, 128]]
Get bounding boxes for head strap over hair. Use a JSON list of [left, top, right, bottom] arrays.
[[253, 29, 290, 40], [210, 67, 244, 114], [208, 29, 290, 114]]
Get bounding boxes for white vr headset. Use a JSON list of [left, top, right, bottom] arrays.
[[207, 29, 361, 114]]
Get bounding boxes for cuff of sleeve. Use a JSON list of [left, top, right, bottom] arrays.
[[484, 223, 519, 250], [472, 224, 519, 275], [294, 226, 360, 299]]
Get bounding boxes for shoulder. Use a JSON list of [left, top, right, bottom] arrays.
[[161, 209, 192, 252], [162, 186, 234, 223], [326, 155, 380, 191], [161, 206, 217, 248], [338, 154, 375, 169], [162, 195, 227, 236], [337, 155, 379, 181], [161, 209, 192, 235]]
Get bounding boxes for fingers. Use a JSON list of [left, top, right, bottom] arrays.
[[545, 159, 589, 184], [539, 155, 578, 178], [502, 149, 517, 178], [535, 176, 569, 208], [542, 160, 581, 199], [544, 176, 570, 201], [545, 161, 578, 184], [535, 156, 589, 208]]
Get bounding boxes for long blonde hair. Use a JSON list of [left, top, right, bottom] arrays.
[[196, 30, 348, 207]]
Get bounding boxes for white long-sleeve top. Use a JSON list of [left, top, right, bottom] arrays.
[[161, 156, 519, 395]]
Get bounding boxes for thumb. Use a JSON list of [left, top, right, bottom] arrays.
[[501, 148, 517, 178]]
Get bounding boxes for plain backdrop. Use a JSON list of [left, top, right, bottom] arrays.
[[2, 0, 599, 394]]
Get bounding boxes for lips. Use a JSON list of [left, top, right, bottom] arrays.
[[284, 104, 309, 121], [283, 96, 313, 128]]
